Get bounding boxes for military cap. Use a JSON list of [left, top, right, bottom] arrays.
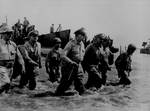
[[96, 33, 106, 39], [103, 35, 110, 42], [0, 24, 13, 34], [53, 37, 61, 44], [28, 30, 39, 37], [74, 28, 86, 36], [93, 33, 106, 42], [127, 44, 136, 51]]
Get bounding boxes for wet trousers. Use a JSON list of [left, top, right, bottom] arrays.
[[0, 66, 12, 93], [85, 65, 102, 89], [55, 63, 86, 95], [117, 69, 131, 85], [19, 67, 39, 90]]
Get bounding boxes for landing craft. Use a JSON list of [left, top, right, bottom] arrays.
[[38, 29, 71, 56]]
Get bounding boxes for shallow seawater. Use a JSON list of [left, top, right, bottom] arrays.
[[0, 50, 150, 111]]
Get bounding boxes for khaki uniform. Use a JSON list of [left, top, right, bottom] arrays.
[[65, 40, 85, 63], [55, 40, 86, 95], [19, 41, 41, 90], [24, 41, 41, 66], [0, 39, 24, 88]]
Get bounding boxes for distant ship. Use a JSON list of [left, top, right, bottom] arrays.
[[140, 39, 150, 54]]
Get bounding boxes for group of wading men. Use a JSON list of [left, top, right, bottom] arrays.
[[0, 24, 136, 96]]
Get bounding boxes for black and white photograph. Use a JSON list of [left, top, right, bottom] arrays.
[[0, 0, 149, 111]]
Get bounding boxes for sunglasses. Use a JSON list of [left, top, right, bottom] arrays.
[[31, 34, 38, 37]]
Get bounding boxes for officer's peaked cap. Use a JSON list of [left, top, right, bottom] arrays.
[[94, 33, 106, 40], [74, 28, 86, 36], [28, 30, 39, 37]]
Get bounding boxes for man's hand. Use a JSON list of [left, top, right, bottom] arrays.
[[21, 66, 26, 75], [33, 62, 39, 66], [71, 61, 78, 67]]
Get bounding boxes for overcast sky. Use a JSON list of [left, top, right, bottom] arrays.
[[0, 0, 150, 47]]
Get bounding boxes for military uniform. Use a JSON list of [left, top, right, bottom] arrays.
[[19, 30, 41, 90], [55, 38, 86, 95], [83, 43, 102, 89], [45, 48, 62, 83], [115, 52, 132, 85], [0, 25, 25, 93], [99, 47, 112, 85]]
